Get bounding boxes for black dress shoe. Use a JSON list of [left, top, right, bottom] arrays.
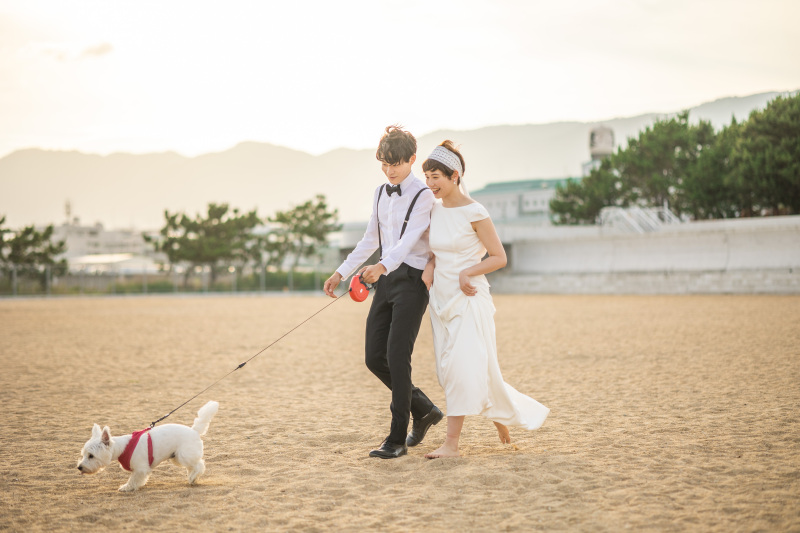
[[369, 440, 408, 459], [406, 406, 444, 447]]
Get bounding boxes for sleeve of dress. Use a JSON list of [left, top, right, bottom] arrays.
[[468, 202, 490, 223]]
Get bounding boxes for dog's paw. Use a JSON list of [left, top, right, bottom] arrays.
[[118, 484, 136, 492]]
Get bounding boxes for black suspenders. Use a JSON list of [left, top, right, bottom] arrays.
[[376, 184, 429, 260]]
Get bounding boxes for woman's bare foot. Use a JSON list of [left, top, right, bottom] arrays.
[[494, 422, 511, 444], [425, 443, 461, 459]]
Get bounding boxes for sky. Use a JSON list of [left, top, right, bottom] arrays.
[[0, 0, 798, 159]]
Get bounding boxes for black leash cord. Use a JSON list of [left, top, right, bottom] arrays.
[[150, 292, 347, 428]]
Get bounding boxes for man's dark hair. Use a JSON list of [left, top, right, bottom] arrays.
[[376, 125, 417, 165]]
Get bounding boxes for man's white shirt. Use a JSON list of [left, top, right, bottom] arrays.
[[336, 172, 434, 280]]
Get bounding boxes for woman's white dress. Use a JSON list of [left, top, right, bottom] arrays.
[[428, 201, 549, 429]]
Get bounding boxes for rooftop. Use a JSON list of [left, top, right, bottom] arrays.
[[471, 177, 580, 195]]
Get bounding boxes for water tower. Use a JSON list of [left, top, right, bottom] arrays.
[[582, 125, 615, 176], [590, 125, 614, 160]]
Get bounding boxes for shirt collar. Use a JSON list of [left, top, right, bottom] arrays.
[[397, 171, 418, 195]]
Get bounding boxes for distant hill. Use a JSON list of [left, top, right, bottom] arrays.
[[0, 91, 792, 229]]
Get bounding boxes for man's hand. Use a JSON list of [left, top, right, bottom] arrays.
[[361, 263, 387, 284], [323, 272, 343, 298]]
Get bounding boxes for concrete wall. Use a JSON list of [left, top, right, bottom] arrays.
[[490, 215, 800, 294]]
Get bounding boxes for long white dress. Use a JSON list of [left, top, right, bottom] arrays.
[[428, 201, 549, 429]]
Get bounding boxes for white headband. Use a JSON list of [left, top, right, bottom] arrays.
[[427, 146, 464, 178]]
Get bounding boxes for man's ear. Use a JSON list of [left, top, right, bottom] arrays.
[[409, 154, 416, 165]]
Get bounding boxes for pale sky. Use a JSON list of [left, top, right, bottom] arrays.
[[1, 0, 798, 158]]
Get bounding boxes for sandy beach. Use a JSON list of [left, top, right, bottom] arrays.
[[0, 293, 798, 531]]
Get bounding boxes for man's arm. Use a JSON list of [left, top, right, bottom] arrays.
[[323, 186, 381, 297]]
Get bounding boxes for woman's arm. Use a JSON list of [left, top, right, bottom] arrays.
[[422, 255, 435, 290], [459, 217, 507, 296]]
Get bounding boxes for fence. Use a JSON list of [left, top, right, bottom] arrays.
[[0, 265, 327, 297]]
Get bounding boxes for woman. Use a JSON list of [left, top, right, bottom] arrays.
[[421, 141, 549, 459]]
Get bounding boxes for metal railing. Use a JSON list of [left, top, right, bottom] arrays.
[[0, 265, 326, 297], [598, 206, 682, 233]]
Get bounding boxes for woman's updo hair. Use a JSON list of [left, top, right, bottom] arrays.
[[422, 140, 466, 183]]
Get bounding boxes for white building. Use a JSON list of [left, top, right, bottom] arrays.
[[469, 125, 615, 225], [469, 177, 574, 226], [45, 212, 164, 273], [67, 253, 162, 274], [50, 220, 154, 259]]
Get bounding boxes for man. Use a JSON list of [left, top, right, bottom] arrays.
[[324, 125, 443, 459]]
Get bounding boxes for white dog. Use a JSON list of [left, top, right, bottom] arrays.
[[77, 401, 219, 492]]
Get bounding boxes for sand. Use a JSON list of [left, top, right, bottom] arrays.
[[0, 293, 798, 532]]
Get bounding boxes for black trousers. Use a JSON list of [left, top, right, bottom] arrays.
[[365, 263, 436, 445]]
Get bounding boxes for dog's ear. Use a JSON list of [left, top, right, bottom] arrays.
[[92, 423, 102, 438], [101, 426, 111, 446]]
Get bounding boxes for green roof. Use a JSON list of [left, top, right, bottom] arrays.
[[471, 177, 581, 195]]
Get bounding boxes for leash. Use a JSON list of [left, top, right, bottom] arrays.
[[149, 291, 348, 428]]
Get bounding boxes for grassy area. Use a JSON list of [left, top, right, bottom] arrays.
[[0, 270, 325, 296]]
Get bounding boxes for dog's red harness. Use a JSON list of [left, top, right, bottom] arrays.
[[118, 428, 154, 472]]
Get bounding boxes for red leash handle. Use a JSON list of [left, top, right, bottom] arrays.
[[349, 274, 374, 302]]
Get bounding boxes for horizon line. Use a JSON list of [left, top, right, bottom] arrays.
[[2, 89, 793, 161]]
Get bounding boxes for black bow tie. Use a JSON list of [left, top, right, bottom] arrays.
[[386, 184, 402, 197]]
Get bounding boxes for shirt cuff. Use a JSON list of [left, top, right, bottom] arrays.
[[378, 260, 398, 275]]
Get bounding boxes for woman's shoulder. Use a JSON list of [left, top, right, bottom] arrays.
[[433, 200, 490, 221], [464, 201, 490, 222]]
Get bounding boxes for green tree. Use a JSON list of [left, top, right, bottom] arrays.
[[731, 93, 800, 216], [269, 194, 341, 273], [613, 111, 715, 216], [681, 118, 741, 219], [241, 230, 290, 274], [144, 203, 262, 285], [552, 111, 717, 224], [552, 93, 800, 224], [0, 216, 68, 288], [550, 159, 624, 224], [0, 215, 9, 257]]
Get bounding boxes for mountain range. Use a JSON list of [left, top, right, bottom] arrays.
[[0, 91, 792, 230]]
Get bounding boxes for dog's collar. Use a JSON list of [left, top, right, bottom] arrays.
[[118, 428, 154, 472]]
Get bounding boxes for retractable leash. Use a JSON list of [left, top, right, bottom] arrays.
[[149, 184, 427, 427], [149, 280, 375, 428], [348, 273, 375, 302]]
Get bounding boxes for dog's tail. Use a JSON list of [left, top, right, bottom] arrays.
[[191, 401, 219, 436]]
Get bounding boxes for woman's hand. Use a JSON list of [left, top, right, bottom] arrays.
[[422, 263, 434, 290], [459, 271, 477, 296]]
